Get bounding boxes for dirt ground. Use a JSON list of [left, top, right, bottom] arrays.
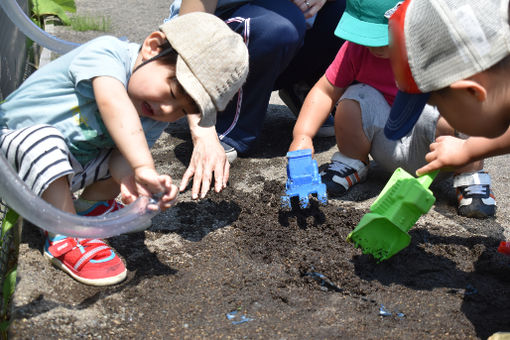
[[7, 1, 510, 339]]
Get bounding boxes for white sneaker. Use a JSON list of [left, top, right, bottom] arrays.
[[319, 152, 368, 196], [453, 171, 496, 218]]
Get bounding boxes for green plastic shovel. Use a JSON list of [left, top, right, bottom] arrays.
[[347, 168, 439, 262]]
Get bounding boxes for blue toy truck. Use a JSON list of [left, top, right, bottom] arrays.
[[281, 149, 328, 209]]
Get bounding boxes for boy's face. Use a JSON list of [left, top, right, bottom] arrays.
[[128, 32, 199, 123], [429, 77, 510, 138], [128, 60, 198, 123]]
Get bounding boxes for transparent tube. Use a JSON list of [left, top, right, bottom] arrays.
[[0, 1, 161, 237], [0, 0, 79, 54], [0, 152, 159, 238]]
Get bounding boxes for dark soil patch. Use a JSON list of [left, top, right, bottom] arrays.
[[10, 107, 510, 339], [13, 175, 510, 339]]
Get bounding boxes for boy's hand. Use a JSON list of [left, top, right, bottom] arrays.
[[120, 167, 179, 211], [416, 136, 471, 175], [182, 115, 229, 199], [289, 134, 314, 154]]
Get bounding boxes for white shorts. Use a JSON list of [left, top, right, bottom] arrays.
[[340, 83, 439, 175], [0, 124, 112, 196]]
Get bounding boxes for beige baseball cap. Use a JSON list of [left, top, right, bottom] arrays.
[[160, 12, 249, 127], [385, 0, 510, 140]]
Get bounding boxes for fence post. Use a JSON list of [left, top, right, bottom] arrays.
[[0, 0, 30, 101]]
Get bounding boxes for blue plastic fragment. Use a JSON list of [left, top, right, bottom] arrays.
[[226, 311, 238, 320], [226, 310, 254, 325], [281, 149, 328, 209], [379, 305, 405, 318], [305, 268, 343, 292], [379, 305, 392, 316], [232, 315, 254, 325]]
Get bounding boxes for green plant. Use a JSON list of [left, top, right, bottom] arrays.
[[30, 0, 76, 27], [0, 207, 20, 340], [70, 14, 111, 32]]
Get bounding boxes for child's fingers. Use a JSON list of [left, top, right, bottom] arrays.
[[158, 175, 173, 191], [160, 184, 179, 211], [120, 183, 137, 204], [416, 160, 441, 176]]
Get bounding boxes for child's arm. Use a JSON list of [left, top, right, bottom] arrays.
[[92, 76, 168, 198], [416, 127, 510, 175], [289, 75, 345, 153], [109, 149, 178, 211]]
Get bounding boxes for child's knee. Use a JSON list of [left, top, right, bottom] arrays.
[[336, 99, 363, 129]]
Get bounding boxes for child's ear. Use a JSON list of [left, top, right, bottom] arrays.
[[140, 31, 168, 60], [450, 79, 487, 102]]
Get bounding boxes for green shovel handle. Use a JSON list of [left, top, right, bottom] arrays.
[[417, 170, 439, 189]]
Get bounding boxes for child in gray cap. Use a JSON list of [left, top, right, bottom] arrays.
[[0, 13, 248, 286]]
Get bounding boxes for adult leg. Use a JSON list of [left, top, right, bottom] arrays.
[[216, 0, 306, 153], [275, 0, 346, 89], [275, 0, 345, 137]]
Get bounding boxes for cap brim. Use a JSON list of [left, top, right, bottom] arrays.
[[335, 12, 389, 47], [384, 91, 430, 140], [176, 56, 216, 127]]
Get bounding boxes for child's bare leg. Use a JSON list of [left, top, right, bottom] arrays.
[[334, 99, 370, 165], [74, 177, 124, 216], [79, 177, 120, 201], [435, 116, 484, 173], [41, 176, 76, 214], [321, 98, 370, 196]]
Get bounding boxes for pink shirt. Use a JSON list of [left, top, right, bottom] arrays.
[[325, 41, 397, 106]]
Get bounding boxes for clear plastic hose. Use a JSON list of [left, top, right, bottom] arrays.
[[0, 1, 161, 237], [0, 152, 159, 238], [0, 0, 79, 54]]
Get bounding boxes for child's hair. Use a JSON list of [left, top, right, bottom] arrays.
[[133, 41, 178, 74], [156, 41, 178, 65]]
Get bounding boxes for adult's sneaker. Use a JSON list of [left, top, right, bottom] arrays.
[[278, 82, 310, 117], [454, 171, 496, 218], [319, 151, 368, 196], [220, 140, 238, 163]]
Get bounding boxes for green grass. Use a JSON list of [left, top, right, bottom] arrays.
[[69, 15, 111, 32]]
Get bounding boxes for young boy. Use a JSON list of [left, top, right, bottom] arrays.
[[288, 0, 496, 218], [0, 12, 248, 286], [385, 2, 510, 336], [385, 0, 510, 176]]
